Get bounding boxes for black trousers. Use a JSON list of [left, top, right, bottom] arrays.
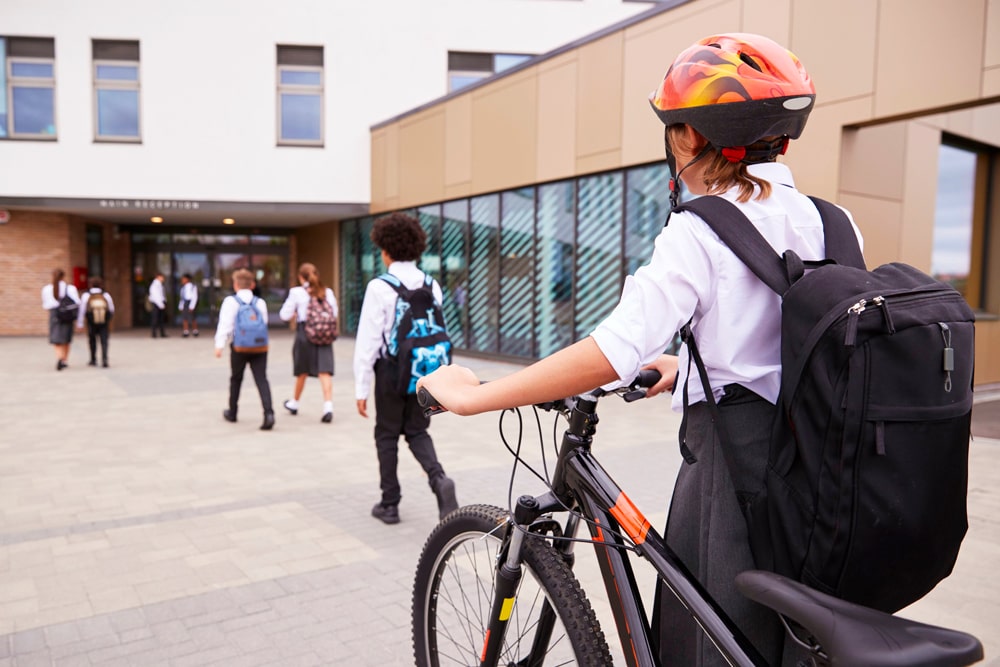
[[373, 358, 444, 506], [87, 323, 109, 362], [151, 307, 167, 337], [653, 384, 786, 667], [229, 349, 273, 415]]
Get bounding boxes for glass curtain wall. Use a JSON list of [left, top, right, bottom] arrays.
[[339, 161, 672, 362]]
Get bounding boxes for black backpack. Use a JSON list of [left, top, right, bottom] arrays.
[[379, 273, 452, 396], [676, 195, 975, 613]]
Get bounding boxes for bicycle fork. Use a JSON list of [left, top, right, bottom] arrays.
[[480, 493, 571, 667]]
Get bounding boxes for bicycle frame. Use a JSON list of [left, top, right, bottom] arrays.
[[480, 393, 768, 667]]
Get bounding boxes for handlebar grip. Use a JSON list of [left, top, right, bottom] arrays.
[[635, 369, 662, 389], [417, 387, 448, 416]]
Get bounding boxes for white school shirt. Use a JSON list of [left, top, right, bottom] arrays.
[[76, 289, 116, 328], [214, 289, 269, 350], [590, 162, 863, 410], [180, 282, 198, 309], [279, 285, 338, 323], [148, 279, 166, 309], [353, 261, 444, 400], [40, 281, 80, 310]]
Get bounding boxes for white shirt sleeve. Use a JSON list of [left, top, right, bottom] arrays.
[[279, 286, 303, 322], [353, 280, 390, 400], [214, 296, 237, 349], [76, 293, 90, 328]]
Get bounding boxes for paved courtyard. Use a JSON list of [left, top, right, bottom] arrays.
[[1, 329, 998, 666]]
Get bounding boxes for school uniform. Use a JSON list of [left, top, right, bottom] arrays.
[[40, 281, 80, 346], [148, 278, 167, 337], [353, 261, 452, 513], [278, 285, 337, 376], [590, 162, 863, 667], [179, 281, 199, 334], [76, 288, 115, 366], [215, 289, 273, 421]]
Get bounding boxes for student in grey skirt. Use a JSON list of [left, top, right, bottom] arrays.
[[278, 262, 338, 422], [40, 268, 81, 371]]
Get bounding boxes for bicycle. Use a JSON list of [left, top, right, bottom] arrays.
[[411, 372, 984, 666]]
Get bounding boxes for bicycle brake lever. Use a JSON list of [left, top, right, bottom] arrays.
[[622, 388, 647, 403]]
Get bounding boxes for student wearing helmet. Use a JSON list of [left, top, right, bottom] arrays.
[[418, 33, 861, 665]]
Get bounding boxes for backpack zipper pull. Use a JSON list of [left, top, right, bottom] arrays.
[[844, 299, 866, 346], [872, 296, 896, 334], [939, 322, 954, 393]]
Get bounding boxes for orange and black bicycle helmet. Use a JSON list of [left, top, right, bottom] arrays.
[[649, 33, 815, 153]]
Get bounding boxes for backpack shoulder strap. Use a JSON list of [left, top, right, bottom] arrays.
[[674, 196, 790, 295], [378, 273, 409, 297], [807, 196, 867, 270]]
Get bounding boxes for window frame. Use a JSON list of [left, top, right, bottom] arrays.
[[5, 50, 57, 140], [447, 51, 533, 93], [92, 52, 141, 143], [276, 55, 324, 147]]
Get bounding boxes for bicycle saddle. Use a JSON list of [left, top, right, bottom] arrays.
[[735, 571, 983, 667]]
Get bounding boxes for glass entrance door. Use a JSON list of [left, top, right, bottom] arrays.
[[174, 252, 211, 330]]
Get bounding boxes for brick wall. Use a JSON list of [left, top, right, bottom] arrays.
[[0, 210, 73, 336]]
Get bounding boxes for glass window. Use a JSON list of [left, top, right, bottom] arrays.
[[469, 194, 501, 353], [93, 40, 140, 141], [575, 173, 623, 340], [933, 140, 991, 309], [3, 37, 57, 139], [500, 188, 535, 356], [536, 181, 576, 357], [441, 200, 470, 348], [448, 51, 533, 92], [277, 45, 323, 146], [624, 163, 669, 274]]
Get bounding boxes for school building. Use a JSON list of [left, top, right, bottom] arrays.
[[2, 0, 1000, 385]]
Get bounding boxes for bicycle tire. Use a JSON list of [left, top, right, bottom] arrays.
[[412, 503, 612, 667]]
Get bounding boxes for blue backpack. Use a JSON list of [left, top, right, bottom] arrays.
[[232, 295, 269, 353], [380, 274, 451, 395]]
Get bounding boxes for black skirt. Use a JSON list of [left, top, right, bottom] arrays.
[[48, 310, 74, 345], [292, 325, 334, 377]]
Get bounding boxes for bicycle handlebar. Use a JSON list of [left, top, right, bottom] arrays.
[[417, 369, 663, 417]]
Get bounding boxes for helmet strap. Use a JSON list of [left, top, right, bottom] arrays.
[[668, 143, 713, 211]]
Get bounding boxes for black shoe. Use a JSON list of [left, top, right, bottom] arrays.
[[102, 359, 109, 368], [192, 330, 200, 337], [321, 411, 333, 423], [56, 360, 67, 371], [88, 359, 97, 367], [283, 400, 298, 416], [371, 503, 400, 525], [260, 412, 275, 431], [431, 475, 459, 519], [223, 409, 237, 423], [183, 331, 190, 338]]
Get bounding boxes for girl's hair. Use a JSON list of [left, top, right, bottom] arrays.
[[667, 125, 773, 203], [52, 268, 65, 297], [298, 262, 325, 299]]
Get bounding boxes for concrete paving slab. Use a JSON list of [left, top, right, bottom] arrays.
[[1, 329, 998, 665]]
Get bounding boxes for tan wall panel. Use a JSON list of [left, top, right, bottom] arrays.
[[743, 0, 792, 45], [791, 0, 877, 106], [839, 193, 905, 269], [470, 72, 538, 194], [444, 96, 473, 190], [370, 130, 387, 211], [575, 33, 624, 160], [295, 221, 339, 305], [576, 149, 623, 175], [975, 320, 1000, 384], [900, 122, 941, 270], [399, 110, 447, 206], [620, 0, 740, 166], [786, 96, 871, 201], [537, 55, 579, 183], [984, 66, 1000, 95], [875, 0, 987, 117], [986, 0, 1000, 67], [840, 122, 906, 200]]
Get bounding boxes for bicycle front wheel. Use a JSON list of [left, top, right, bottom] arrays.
[[412, 503, 612, 667]]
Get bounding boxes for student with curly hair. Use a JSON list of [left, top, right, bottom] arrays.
[[353, 212, 458, 525]]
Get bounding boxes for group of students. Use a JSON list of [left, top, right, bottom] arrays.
[[41, 269, 115, 371], [212, 215, 458, 526], [39, 32, 871, 664]]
